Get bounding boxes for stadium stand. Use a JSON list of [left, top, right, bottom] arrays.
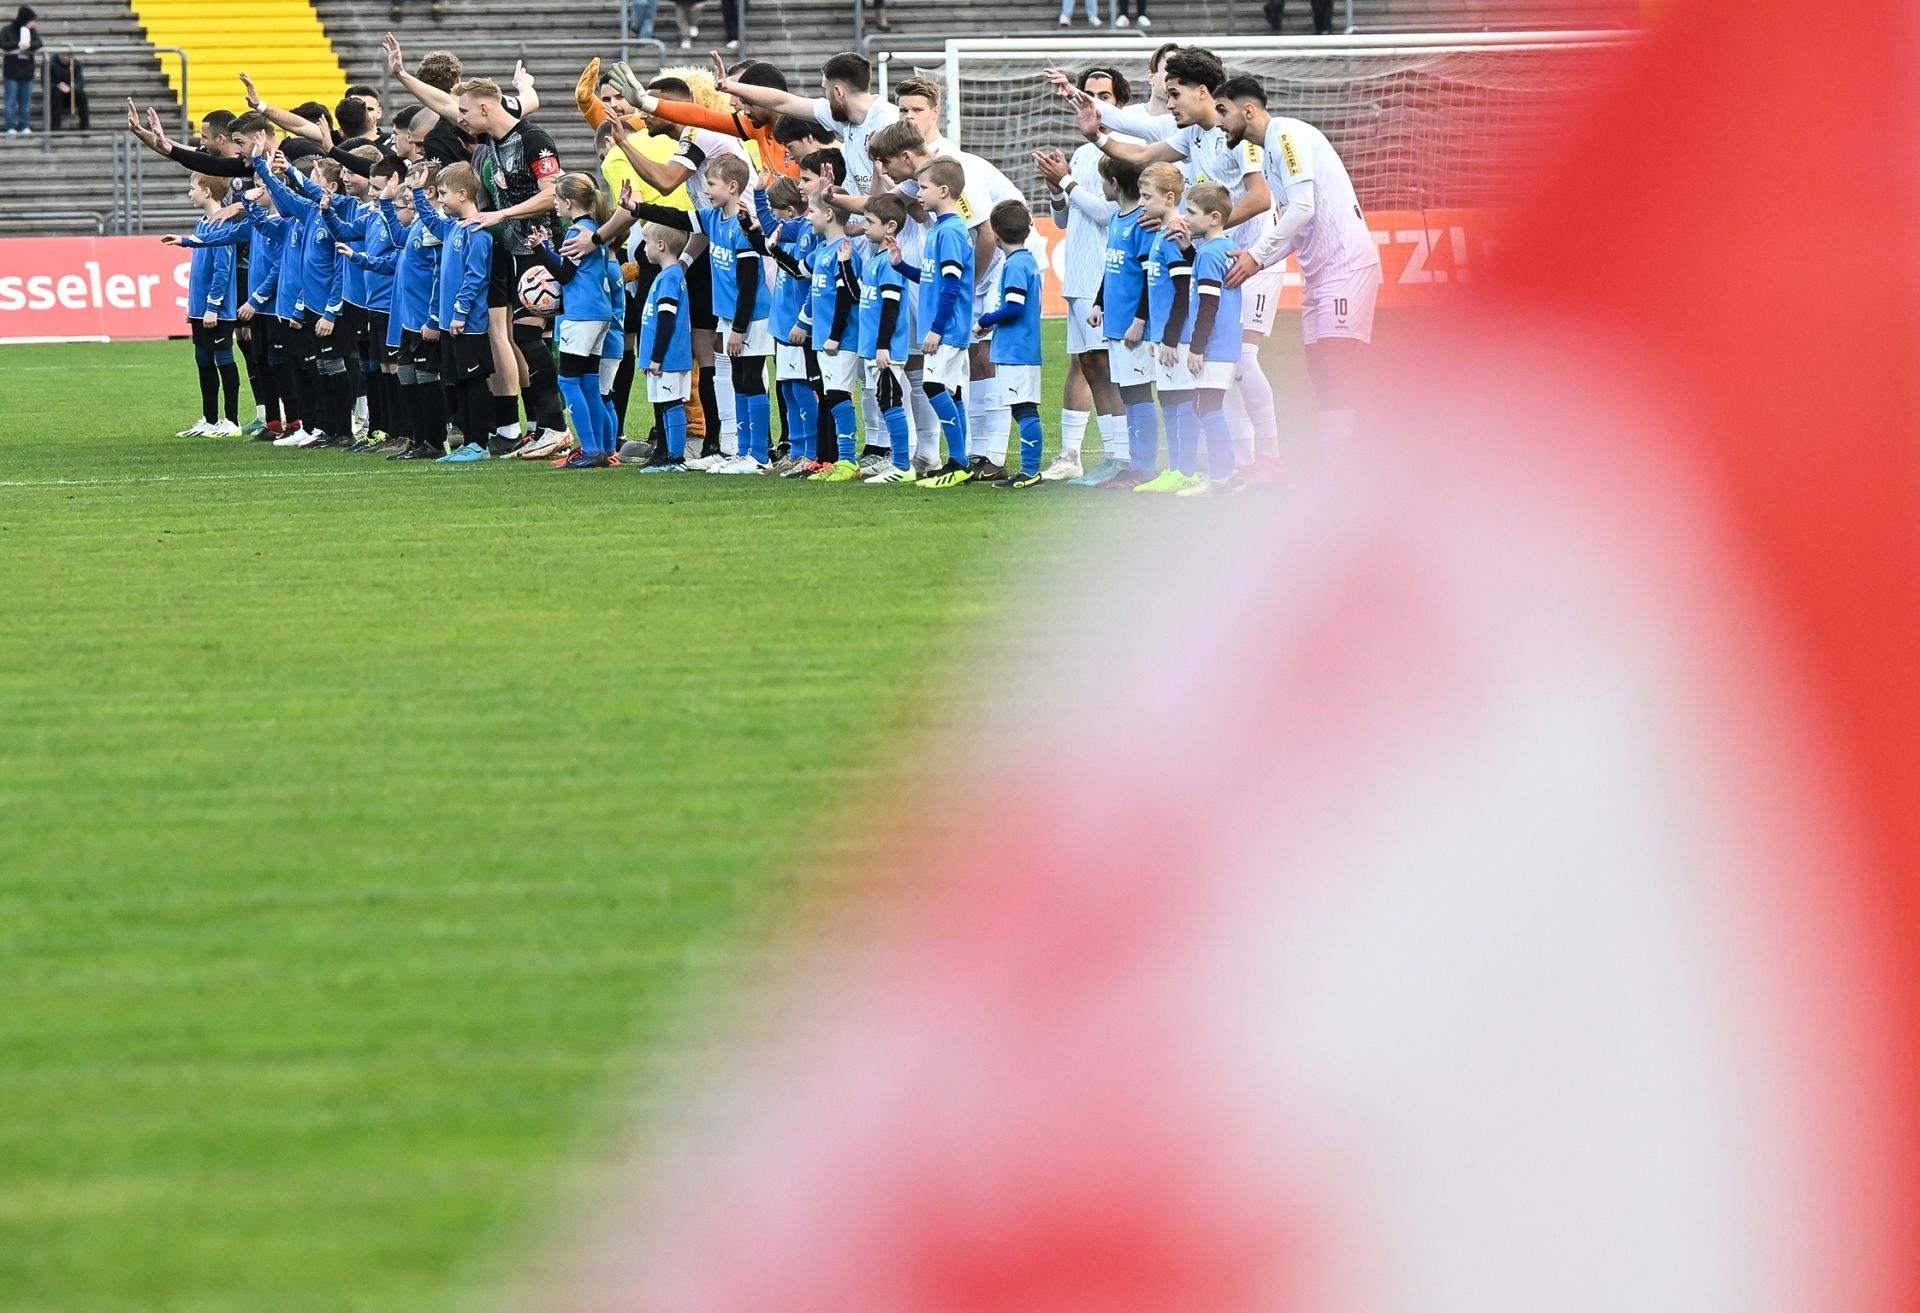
[[0, 0, 1634, 236], [132, 0, 349, 123]]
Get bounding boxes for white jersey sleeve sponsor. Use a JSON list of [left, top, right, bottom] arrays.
[[812, 96, 900, 197], [1254, 116, 1380, 281]]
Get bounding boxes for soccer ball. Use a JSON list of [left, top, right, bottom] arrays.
[[517, 266, 561, 316]]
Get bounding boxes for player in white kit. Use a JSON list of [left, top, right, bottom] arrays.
[[1077, 47, 1284, 474], [1219, 79, 1382, 466], [1032, 67, 1137, 481]]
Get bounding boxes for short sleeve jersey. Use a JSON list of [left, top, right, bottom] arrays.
[[917, 212, 974, 347], [989, 247, 1043, 367], [558, 218, 616, 324], [698, 206, 767, 324], [1101, 206, 1150, 341], [1191, 237, 1244, 361], [473, 117, 562, 254], [856, 248, 912, 360], [811, 96, 899, 196], [807, 237, 848, 344], [1169, 123, 1272, 250], [1144, 229, 1190, 344], [771, 219, 816, 339], [639, 262, 694, 372], [1262, 116, 1381, 280]]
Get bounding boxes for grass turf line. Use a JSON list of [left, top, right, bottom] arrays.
[[0, 322, 1311, 1313]]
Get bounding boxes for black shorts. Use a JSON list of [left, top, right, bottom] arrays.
[[685, 250, 714, 331], [441, 332, 493, 382], [487, 245, 527, 311], [366, 310, 398, 363], [403, 329, 435, 375], [300, 309, 344, 363], [189, 319, 235, 351], [336, 303, 369, 360]]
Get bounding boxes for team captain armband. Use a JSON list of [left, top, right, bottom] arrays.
[[531, 152, 562, 182]]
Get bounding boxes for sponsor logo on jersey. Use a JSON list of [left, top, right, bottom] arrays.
[[957, 192, 976, 223], [1279, 133, 1302, 178]]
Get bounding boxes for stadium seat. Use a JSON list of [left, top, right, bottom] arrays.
[[131, 0, 349, 125]]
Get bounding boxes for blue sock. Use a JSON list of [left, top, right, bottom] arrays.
[[927, 387, 964, 466], [594, 383, 617, 453], [1173, 401, 1199, 476], [1017, 411, 1042, 476], [1126, 400, 1159, 471], [791, 383, 819, 461], [558, 375, 595, 452], [883, 406, 910, 468], [1201, 406, 1233, 479], [833, 399, 858, 462], [664, 402, 687, 459], [746, 391, 771, 463]]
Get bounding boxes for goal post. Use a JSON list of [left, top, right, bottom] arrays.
[[874, 32, 1639, 216]]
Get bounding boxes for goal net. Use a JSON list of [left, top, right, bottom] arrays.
[[874, 34, 1638, 214]]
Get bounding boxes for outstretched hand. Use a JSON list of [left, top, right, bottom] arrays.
[[382, 32, 404, 75], [618, 177, 635, 210], [708, 49, 731, 91], [238, 70, 260, 109]]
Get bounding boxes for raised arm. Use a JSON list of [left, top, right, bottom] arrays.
[[709, 50, 817, 119], [382, 33, 460, 121], [1074, 97, 1181, 168]]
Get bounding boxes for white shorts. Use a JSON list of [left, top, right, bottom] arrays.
[[646, 369, 692, 404], [775, 341, 810, 382], [557, 317, 611, 357], [1154, 351, 1196, 392], [719, 317, 776, 358], [1065, 295, 1101, 356], [1105, 338, 1153, 389], [819, 347, 861, 394], [598, 353, 621, 394], [863, 358, 910, 400], [1301, 263, 1382, 345], [973, 273, 1001, 320], [998, 363, 1042, 406], [924, 342, 970, 390], [1239, 267, 1287, 337], [1194, 357, 1235, 391]]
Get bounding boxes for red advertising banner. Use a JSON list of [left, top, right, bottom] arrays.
[[0, 236, 195, 343]]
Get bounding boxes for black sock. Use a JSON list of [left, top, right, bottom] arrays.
[[490, 393, 517, 435], [695, 362, 718, 457], [219, 363, 240, 422], [197, 363, 219, 424]]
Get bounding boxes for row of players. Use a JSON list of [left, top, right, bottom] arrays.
[[146, 38, 1381, 489]]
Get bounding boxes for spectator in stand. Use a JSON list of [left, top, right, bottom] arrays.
[[1265, 0, 1334, 33], [1058, 0, 1101, 28], [629, 0, 660, 42], [3, 5, 40, 134], [1111, 0, 1150, 28], [388, 0, 446, 21], [865, 0, 889, 34], [49, 48, 85, 130]]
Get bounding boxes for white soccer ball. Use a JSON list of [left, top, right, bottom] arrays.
[[517, 266, 561, 316]]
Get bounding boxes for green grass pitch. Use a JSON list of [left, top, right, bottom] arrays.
[[0, 319, 1315, 1312]]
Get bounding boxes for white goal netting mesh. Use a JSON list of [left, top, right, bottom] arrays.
[[890, 40, 1634, 213]]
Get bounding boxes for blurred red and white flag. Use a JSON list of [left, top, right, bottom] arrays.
[[540, 3, 1920, 1310]]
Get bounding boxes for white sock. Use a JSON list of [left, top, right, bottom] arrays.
[[254, 403, 267, 422], [712, 350, 738, 455], [1318, 408, 1358, 467], [861, 384, 883, 454], [906, 368, 940, 465], [1096, 412, 1127, 463], [495, 421, 519, 440], [1061, 408, 1090, 457], [969, 376, 1009, 465], [1236, 342, 1279, 458]]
